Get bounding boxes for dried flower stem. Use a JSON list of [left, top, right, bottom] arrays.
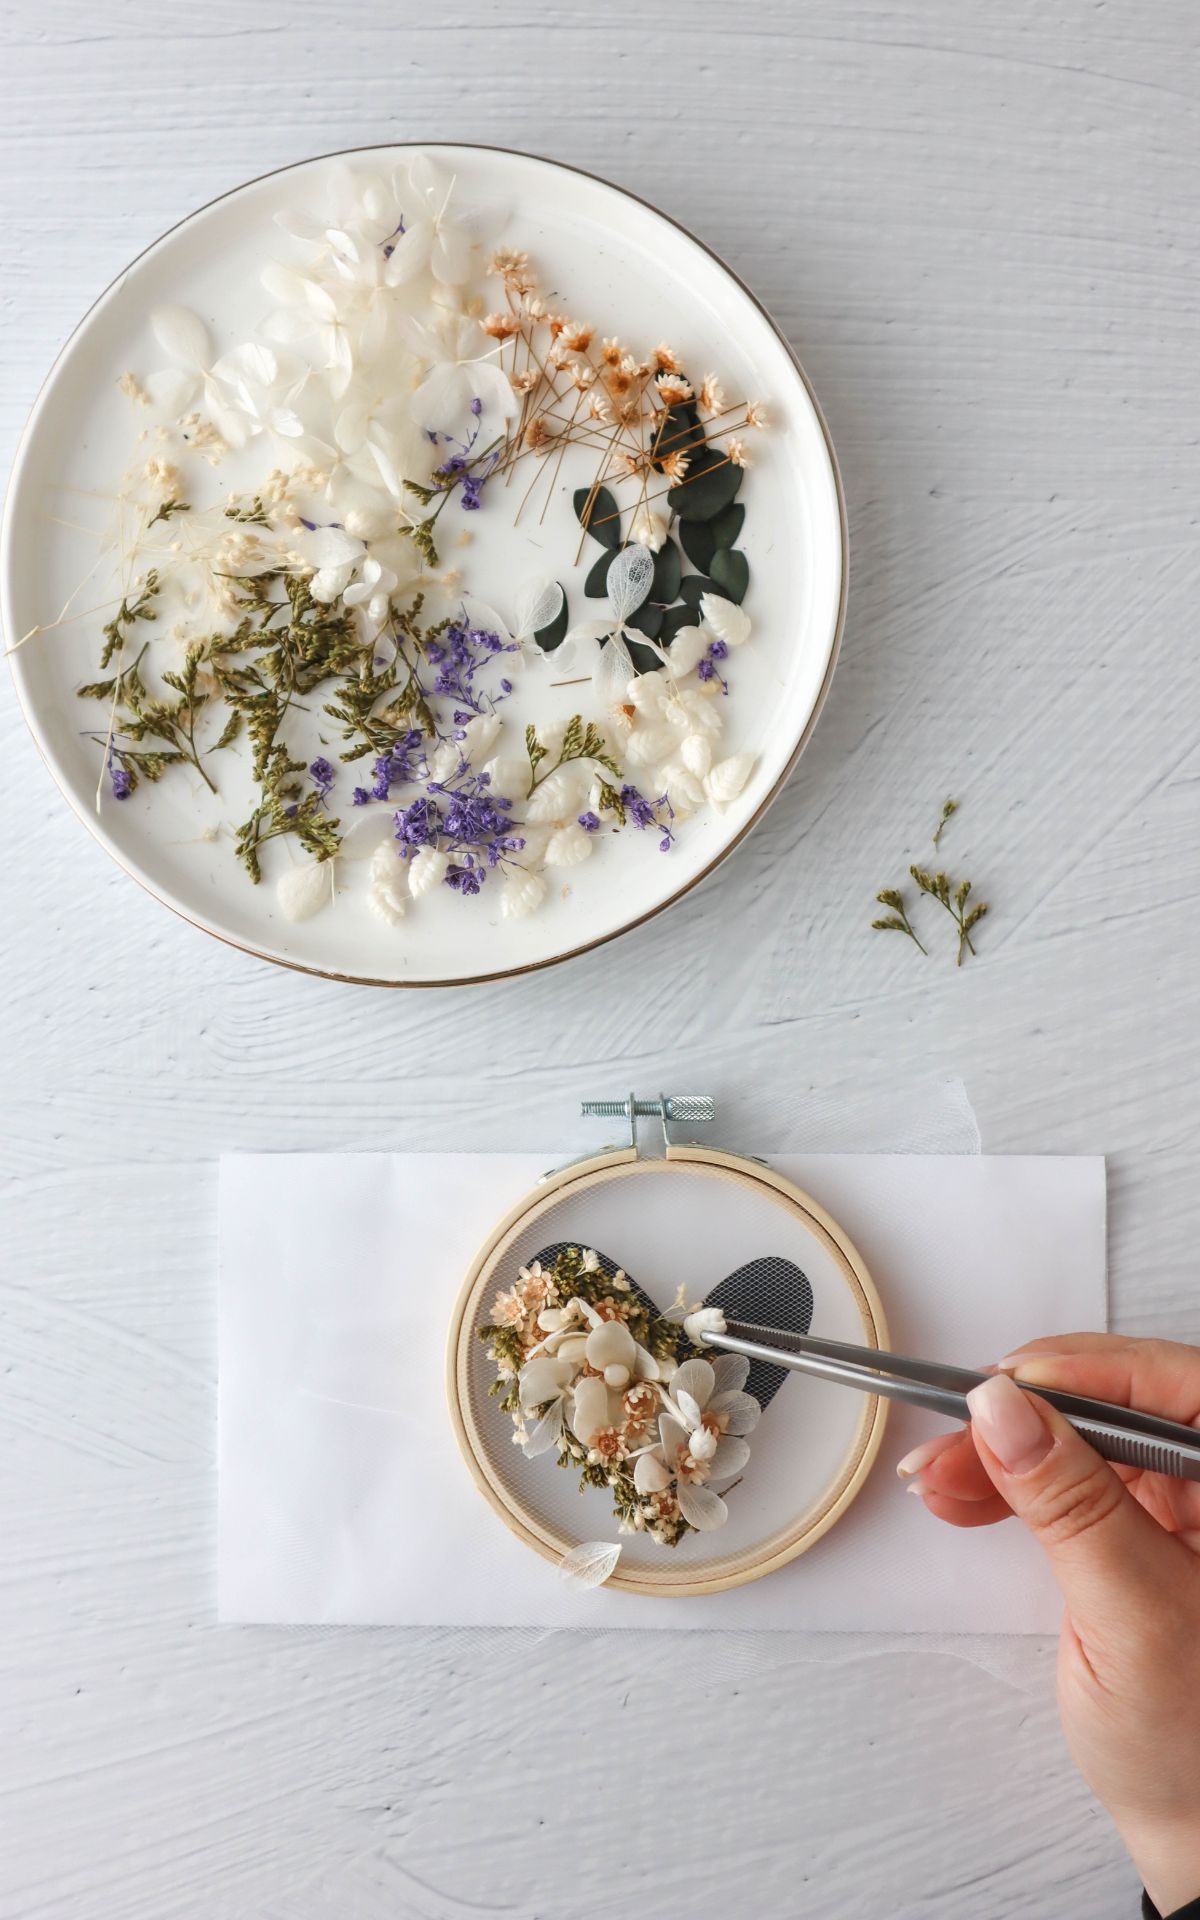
[[871, 888, 927, 955]]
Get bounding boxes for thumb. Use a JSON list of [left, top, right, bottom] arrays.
[[966, 1373, 1184, 1620]]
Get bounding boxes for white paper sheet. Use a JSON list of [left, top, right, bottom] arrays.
[[218, 1152, 1105, 1632]]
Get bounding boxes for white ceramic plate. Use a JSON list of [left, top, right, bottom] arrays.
[[2, 145, 845, 986]]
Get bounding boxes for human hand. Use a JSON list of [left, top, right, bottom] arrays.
[[897, 1335, 1200, 1917]]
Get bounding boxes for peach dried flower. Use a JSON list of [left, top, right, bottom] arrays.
[[656, 372, 694, 406]]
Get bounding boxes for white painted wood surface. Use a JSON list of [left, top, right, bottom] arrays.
[[2, 2, 1197, 1913]]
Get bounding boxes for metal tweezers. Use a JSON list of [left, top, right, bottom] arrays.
[[700, 1321, 1200, 1482]]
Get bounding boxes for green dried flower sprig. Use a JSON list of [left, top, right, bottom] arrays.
[[871, 888, 927, 955], [872, 800, 990, 966], [910, 866, 988, 967]]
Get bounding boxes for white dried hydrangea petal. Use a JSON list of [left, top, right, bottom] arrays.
[[572, 1376, 610, 1448], [367, 841, 408, 925], [482, 753, 531, 803], [460, 712, 502, 762], [605, 544, 654, 621], [707, 1390, 761, 1436], [500, 869, 547, 919], [408, 845, 448, 897], [633, 1451, 671, 1494], [708, 1435, 751, 1480], [669, 1357, 715, 1410], [523, 1400, 566, 1458], [667, 624, 709, 677], [557, 1541, 622, 1590], [522, 763, 589, 823], [661, 760, 705, 810], [625, 669, 670, 713], [150, 304, 212, 370], [513, 575, 563, 638], [667, 688, 723, 739], [624, 723, 678, 769], [544, 822, 594, 868], [705, 751, 756, 810], [676, 1483, 729, 1531], [680, 733, 713, 778], [592, 632, 637, 710], [675, 1388, 704, 1429], [276, 860, 331, 923], [710, 1353, 751, 1395], [700, 593, 751, 648]]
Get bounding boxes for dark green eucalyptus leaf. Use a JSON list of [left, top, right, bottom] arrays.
[[626, 638, 665, 676], [574, 485, 621, 550], [660, 605, 700, 647], [627, 603, 664, 640], [679, 518, 717, 571], [584, 551, 612, 597], [672, 449, 744, 522], [534, 587, 570, 652], [710, 502, 746, 548], [650, 540, 682, 603], [679, 573, 723, 611], [709, 547, 750, 604]]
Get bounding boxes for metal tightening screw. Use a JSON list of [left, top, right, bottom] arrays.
[[580, 1095, 715, 1125]]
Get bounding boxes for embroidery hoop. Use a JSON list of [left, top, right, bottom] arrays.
[[447, 1096, 890, 1596]]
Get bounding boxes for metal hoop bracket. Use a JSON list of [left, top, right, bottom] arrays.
[[580, 1092, 715, 1156]]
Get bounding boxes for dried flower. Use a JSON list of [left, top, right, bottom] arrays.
[[871, 887, 927, 955], [653, 343, 683, 373], [655, 372, 694, 406], [523, 415, 556, 452], [697, 373, 725, 415], [489, 247, 529, 279], [480, 311, 521, 339], [932, 798, 958, 846], [727, 438, 751, 468], [661, 449, 691, 485], [745, 400, 769, 430]]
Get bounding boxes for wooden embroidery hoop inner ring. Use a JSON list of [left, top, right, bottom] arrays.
[[447, 1143, 890, 1597]]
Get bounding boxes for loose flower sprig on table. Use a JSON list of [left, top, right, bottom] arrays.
[[478, 1245, 760, 1547], [872, 799, 991, 965], [61, 153, 768, 926]]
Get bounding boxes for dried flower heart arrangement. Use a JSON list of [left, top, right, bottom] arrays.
[[478, 1244, 810, 1548], [52, 153, 769, 931]]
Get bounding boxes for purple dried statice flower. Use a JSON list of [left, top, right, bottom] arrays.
[[110, 762, 133, 800], [394, 794, 442, 853], [578, 811, 601, 832], [698, 638, 729, 692], [620, 783, 676, 852], [309, 756, 336, 802]]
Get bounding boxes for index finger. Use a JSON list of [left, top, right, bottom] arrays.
[[998, 1335, 1200, 1428]]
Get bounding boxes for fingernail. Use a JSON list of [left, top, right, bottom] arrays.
[[996, 1351, 1061, 1373], [966, 1374, 1053, 1476], [905, 1479, 927, 1497], [896, 1431, 963, 1479]]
